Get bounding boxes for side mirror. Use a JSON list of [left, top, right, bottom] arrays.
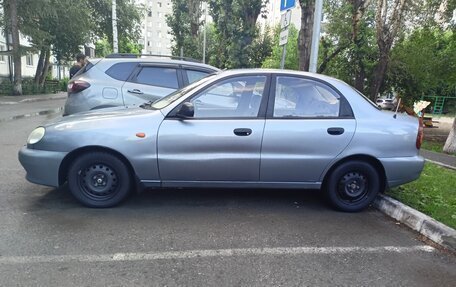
[[176, 102, 194, 119]]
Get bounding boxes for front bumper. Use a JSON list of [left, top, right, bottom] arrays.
[[18, 146, 68, 187], [379, 155, 425, 188]]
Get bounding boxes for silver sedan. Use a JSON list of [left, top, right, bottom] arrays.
[[19, 70, 425, 211]]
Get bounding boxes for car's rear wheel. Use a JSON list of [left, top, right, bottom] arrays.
[[325, 160, 381, 212], [67, 152, 132, 207]]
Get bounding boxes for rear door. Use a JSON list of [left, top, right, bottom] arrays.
[[121, 64, 183, 107], [260, 75, 356, 183]]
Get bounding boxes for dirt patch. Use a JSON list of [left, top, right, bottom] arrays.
[[424, 119, 453, 143]]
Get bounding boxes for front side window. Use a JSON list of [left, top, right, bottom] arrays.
[[190, 76, 266, 118], [134, 67, 178, 89], [273, 76, 340, 118]]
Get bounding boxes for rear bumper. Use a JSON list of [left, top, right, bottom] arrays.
[[18, 146, 68, 187], [379, 155, 425, 188]]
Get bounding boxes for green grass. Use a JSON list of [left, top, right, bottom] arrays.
[[387, 162, 456, 229], [421, 140, 445, 153], [421, 140, 456, 156]]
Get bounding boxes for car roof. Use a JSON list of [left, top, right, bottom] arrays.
[[92, 57, 220, 71], [215, 69, 346, 84]]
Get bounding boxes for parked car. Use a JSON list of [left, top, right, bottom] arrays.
[[19, 70, 425, 211], [376, 98, 395, 110], [64, 54, 220, 115]]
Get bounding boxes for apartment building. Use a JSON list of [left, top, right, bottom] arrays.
[[0, 33, 41, 82], [137, 0, 173, 55]]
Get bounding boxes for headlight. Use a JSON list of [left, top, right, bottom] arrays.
[[27, 127, 45, 144]]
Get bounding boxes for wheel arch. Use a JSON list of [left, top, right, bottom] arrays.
[[58, 146, 137, 186], [322, 154, 387, 191]]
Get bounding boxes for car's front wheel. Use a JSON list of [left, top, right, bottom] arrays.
[[67, 152, 132, 207], [325, 160, 382, 212]]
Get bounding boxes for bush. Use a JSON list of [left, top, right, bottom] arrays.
[[0, 78, 67, 95]]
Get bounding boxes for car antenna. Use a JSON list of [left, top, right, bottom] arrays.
[[393, 98, 401, 119]]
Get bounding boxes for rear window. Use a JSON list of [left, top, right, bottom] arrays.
[[105, 62, 137, 81], [73, 61, 94, 78]]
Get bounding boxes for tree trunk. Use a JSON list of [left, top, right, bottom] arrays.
[[8, 0, 22, 95], [369, 52, 388, 100], [34, 48, 46, 84], [298, 0, 315, 71], [39, 48, 51, 85], [443, 118, 456, 154]]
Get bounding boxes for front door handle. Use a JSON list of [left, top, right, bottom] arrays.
[[327, 127, 345, 135], [234, 128, 252, 136], [128, 89, 144, 95]]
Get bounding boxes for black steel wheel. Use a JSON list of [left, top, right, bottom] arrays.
[[325, 160, 382, 212], [67, 152, 132, 207]]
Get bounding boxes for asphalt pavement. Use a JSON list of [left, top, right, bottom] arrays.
[[0, 96, 455, 286]]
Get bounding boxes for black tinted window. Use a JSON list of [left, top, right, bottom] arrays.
[[106, 62, 137, 81], [135, 67, 178, 88]]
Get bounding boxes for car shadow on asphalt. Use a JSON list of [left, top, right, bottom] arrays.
[[30, 184, 331, 212]]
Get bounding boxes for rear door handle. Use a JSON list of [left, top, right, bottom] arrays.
[[327, 127, 345, 135], [128, 89, 144, 95], [234, 128, 252, 136]]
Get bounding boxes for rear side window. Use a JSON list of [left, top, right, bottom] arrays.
[[186, 69, 210, 83], [105, 62, 137, 81], [134, 67, 178, 89]]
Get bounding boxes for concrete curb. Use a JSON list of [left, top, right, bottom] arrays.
[[374, 194, 456, 252], [0, 94, 66, 105], [425, 159, 456, 170]]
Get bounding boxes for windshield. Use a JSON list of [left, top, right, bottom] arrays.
[[151, 74, 217, 109]]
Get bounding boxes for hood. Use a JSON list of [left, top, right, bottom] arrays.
[[44, 106, 159, 127]]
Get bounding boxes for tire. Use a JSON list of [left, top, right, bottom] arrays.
[[325, 160, 381, 212], [67, 152, 132, 208]]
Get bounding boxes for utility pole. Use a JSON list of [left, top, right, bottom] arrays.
[[309, 0, 323, 73], [112, 0, 119, 53], [202, 2, 207, 63]]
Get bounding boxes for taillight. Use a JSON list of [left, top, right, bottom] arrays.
[[416, 117, 424, 149], [68, 80, 90, 93]]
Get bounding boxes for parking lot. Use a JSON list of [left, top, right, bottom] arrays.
[[1, 106, 455, 286]]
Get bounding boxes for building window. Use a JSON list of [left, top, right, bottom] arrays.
[[0, 45, 6, 62], [147, 41, 151, 47], [158, 12, 162, 18], [26, 54, 33, 66], [157, 2, 162, 8], [157, 31, 162, 38], [148, 10, 152, 17]]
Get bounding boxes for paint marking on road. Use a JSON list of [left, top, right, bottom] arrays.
[[0, 245, 435, 265]]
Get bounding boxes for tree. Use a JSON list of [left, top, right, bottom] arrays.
[[297, 0, 315, 71], [443, 118, 456, 154], [387, 28, 456, 106], [166, 0, 203, 59], [369, 0, 408, 100], [262, 25, 299, 70], [208, 0, 268, 68], [3, 0, 22, 95]]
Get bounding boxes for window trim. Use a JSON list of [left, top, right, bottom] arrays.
[[266, 74, 354, 120], [166, 73, 272, 120]]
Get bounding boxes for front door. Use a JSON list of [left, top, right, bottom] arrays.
[[157, 75, 269, 183]]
